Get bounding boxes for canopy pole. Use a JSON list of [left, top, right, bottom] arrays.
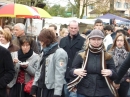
[[14, 0, 16, 23]]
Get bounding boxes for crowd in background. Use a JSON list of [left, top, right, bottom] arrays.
[[0, 19, 130, 97]]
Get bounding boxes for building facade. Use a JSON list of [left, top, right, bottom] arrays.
[[80, 0, 130, 18], [115, 0, 130, 16]]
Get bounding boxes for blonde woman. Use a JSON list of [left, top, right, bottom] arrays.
[[0, 29, 19, 60], [68, 29, 117, 97], [60, 28, 69, 38], [0, 29, 19, 96]]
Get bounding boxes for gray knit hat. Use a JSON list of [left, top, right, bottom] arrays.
[[88, 29, 104, 39]]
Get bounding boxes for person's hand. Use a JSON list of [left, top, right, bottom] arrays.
[[13, 58, 19, 64], [71, 88, 77, 93], [74, 68, 87, 78], [113, 81, 120, 90], [126, 78, 130, 82], [32, 95, 36, 97], [101, 69, 112, 76], [20, 64, 28, 69]]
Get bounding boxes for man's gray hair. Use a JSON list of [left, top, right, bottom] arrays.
[[68, 20, 79, 26], [14, 23, 25, 30]]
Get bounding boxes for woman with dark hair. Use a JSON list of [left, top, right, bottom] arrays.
[[8, 36, 39, 97], [68, 29, 117, 97], [109, 34, 130, 97], [30, 29, 68, 97]]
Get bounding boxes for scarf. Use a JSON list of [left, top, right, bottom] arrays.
[[67, 44, 103, 90], [67, 44, 118, 97], [42, 42, 58, 55], [88, 43, 103, 53], [40, 42, 58, 66], [113, 47, 129, 67], [17, 48, 33, 83], [18, 49, 33, 62]]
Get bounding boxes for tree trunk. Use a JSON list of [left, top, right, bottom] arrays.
[[80, 5, 85, 18], [80, 0, 86, 19], [77, 0, 80, 18], [77, 6, 80, 18], [110, 0, 114, 13]]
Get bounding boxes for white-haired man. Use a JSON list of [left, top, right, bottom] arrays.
[[12, 23, 39, 54]]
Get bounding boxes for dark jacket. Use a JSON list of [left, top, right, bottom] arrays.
[[0, 46, 15, 97], [111, 32, 116, 40], [70, 51, 117, 96], [8, 42, 19, 52], [114, 53, 130, 84], [107, 44, 112, 51], [59, 33, 85, 80]]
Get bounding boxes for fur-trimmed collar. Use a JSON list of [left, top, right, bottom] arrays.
[[80, 40, 112, 61]]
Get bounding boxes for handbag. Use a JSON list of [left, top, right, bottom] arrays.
[[24, 78, 34, 93]]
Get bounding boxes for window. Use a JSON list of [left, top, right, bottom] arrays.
[[129, 3, 130, 8], [116, 2, 121, 8], [124, 3, 128, 9], [125, 14, 128, 16]]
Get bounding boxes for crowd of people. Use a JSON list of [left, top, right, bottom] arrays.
[[0, 19, 130, 97]]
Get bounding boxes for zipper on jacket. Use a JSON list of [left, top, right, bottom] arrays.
[[20, 83, 22, 97], [93, 76, 97, 96], [41, 89, 43, 97]]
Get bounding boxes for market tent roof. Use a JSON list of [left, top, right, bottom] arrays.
[[97, 13, 130, 22], [45, 17, 95, 25]]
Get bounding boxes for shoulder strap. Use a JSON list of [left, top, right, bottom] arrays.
[[102, 51, 119, 97], [67, 49, 89, 91]]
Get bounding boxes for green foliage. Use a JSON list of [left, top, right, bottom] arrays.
[[47, 5, 60, 16], [66, 4, 77, 17], [15, 0, 45, 6], [15, 0, 32, 5], [46, 4, 73, 17]]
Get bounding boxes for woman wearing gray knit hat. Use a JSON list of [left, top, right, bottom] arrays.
[[67, 29, 118, 97]]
